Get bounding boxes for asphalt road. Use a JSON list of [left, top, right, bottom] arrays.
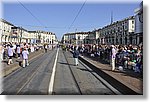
[[1, 48, 118, 95]]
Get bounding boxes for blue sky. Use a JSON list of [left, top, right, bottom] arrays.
[[2, 1, 142, 40]]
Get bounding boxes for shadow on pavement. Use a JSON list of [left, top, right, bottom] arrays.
[[58, 62, 75, 66]]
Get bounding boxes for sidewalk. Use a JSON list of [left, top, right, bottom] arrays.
[[1, 50, 45, 77], [79, 55, 143, 95]]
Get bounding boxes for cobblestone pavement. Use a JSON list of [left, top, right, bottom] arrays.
[[81, 56, 143, 94]]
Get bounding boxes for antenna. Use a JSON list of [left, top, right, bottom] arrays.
[[111, 11, 113, 24]]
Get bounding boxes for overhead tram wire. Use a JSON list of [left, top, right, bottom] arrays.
[[16, 0, 90, 31], [17, 0, 46, 28], [14, 24, 95, 29], [14, 24, 68, 29], [67, 0, 87, 33]]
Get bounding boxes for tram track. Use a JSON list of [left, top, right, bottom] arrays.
[[77, 53, 139, 95], [64, 50, 121, 95], [1, 48, 134, 95], [62, 51, 82, 95], [3, 51, 44, 80], [18, 50, 56, 95], [78, 59, 121, 94], [2, 49, 56, 95]]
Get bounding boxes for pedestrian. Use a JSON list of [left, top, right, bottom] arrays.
[[7, 45, 14, 65], [12, 43, 17, 58], [80, 46, 84, 57], [22, 48, 29, 68], [111, 45, 117, 71], [3, 45, 7, 60], [30, 44, 35, 52], [0, 44, 4, 61], [44, 44, 48, 53], [73, 46, 79, 66], [16, 45, 21, 59]]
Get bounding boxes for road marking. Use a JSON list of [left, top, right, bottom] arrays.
[[48, 48, 59, 95], [16, 51, 53, 94]]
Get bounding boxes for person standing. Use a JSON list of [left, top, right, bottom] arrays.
[[0, 44, 4, 61], [44, 44, 48, 53], [30, 44, 35, 52], [16, 45, 21, 59], [7, 45, 14, 65], [22, 48, 29, 68], [111, 45, 117, 71], [12, 43, 17, 58], [73, 47, 79, 66]]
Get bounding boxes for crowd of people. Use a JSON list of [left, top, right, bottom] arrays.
[[0, 42, 55, 68], [63, 43, 143, 74], [0, 42, 143, 74]]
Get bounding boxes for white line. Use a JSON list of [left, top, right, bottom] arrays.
[[48, 48, 59, 95]]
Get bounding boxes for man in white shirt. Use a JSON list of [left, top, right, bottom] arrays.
[[16, 45, 21, 59], [22, 48, 29, 68], [7, 45, 14, 65], [111, 45, 117, 71]]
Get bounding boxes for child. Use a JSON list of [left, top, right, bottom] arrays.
[[22, 48, 29, 68]]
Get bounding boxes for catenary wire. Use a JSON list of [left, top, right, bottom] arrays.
[[17, 0, 46, 28], [67, 0, 87, 33]]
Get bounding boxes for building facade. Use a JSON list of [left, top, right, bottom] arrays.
[[62, 31, 100, 45], [51, 33, 57, 44], [35, 30, 56, 44], [134, 1, 143, 45], [62, 32, 92, 45], [28, 31, 38, 44], [83, 31, 99, 45], [62, 16, 136, 46], [62, 33, 75, 44], [62, 15, 143, 46], [11, 27, 29, 43], [0, 18, 57, 44], [99, 16, 135, 45], [62, 3, 143, 46], [0, 19, 14, 43]]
